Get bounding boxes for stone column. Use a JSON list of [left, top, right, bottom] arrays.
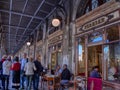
[[42, 22, 47, 66], [70, 21, 76, 74], [70, 0, 81, 74], [33, 30, 39, 60], [62, 23, 70, 67]]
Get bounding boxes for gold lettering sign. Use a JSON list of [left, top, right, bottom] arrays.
[[49, 35, 62, 44], [82, 16, 108, 31]]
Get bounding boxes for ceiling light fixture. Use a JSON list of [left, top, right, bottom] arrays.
[[27, 41, 31, 46], [52, 18, 60, 27]]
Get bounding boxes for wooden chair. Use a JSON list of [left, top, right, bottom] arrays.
[[40, 72, 47, 89], [61, 73, 74, 90], [47, 76, 61, 90]]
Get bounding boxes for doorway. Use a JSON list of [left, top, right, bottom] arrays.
[[88, 45, 102, 76]]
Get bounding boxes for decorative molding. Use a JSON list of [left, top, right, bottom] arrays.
[[48, 30, 63, 45], [76, 0, 120, 34], [76, 0, 120, 27]]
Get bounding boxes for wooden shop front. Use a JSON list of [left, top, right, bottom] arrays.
[[75, 0, 120, 89]]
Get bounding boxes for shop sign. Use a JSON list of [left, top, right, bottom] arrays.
[[48, 35, 62, 44], [82, 16, 108, 31]]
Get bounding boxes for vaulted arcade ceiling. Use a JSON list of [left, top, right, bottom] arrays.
[[0, 0, 63, 54]]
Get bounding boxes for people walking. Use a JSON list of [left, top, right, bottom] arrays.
[[20, 53, 28, 89], [11, 56, 21, 90], [2, 56, 12, 90], [24, 56, 36, 90], [0, 55, 7, 89], [33, 55, 43, 90]]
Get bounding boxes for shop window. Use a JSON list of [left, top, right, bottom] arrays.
[[106, 26, 119, 42], [104, 42, 120, 81], [88, 45, 102, 76], [77, 37, 85, 76], [92, 0, 98, 10], [88, 31, 103, 43], [82, 0, 111, 16]]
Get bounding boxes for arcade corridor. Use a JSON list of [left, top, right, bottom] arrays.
[[0, 0, 120, 90]]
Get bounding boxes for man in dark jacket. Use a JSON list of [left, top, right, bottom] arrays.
[[61, 64, 71, 85], [33, 55, 43, 90]]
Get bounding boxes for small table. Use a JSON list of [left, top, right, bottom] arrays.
[[44, 74, 61, 90]]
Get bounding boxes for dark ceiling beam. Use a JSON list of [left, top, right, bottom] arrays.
[[9, 39, 24, 42], [3, 24, 33, 30], [15, 0, 63, 54], [15, 0, 29, 46], [0, 9, 43, 20], [45, 1, 55, 6], [39, 10, 49, 14], [18, 0, 46, 45], [0, 1, 9, 4], [9, 0, 12, 53], [6, 33, 28, 37]]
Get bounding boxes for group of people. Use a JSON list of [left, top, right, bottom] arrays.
[[0, 53, 43, 90], [0, 53, 72, 90], [54, 64, 71, 85]]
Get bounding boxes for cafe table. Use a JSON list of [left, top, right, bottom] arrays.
[[44, 74, 61, 90]]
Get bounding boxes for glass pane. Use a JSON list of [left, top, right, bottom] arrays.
[[104, 42, 120, 81], [88, 45, 102, 76], [77, 37, 85, 76], [106, 26, 119, 42], [88, 31, 103, 43], [92, 0, 98, 10]]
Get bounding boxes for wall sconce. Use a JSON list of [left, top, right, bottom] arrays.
[[27, 41, 31, 46], [52, 18, 60, 27]]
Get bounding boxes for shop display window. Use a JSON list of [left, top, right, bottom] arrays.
[[104, 42, 120, 81], [77, 37, 85, 76], [106, 25, 119, 42]]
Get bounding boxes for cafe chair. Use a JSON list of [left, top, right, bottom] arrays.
[[61, 73, 74, 90], [40, 72, 47, 89], [47, 76, 61, 90], [76, 77, 86, 90]]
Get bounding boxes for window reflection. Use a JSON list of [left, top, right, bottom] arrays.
[[88, 31, 103, 43], [78, 37, 85, 76], [106, 26, 119, 42], [92, 0, 98, 10], [104, 42, 120, 81]]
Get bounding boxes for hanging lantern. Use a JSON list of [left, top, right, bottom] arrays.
[[52, 18, 60, 27], [27, 41, 31, 46]]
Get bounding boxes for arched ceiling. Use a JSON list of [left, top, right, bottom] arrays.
[[0, 0, 62, 54]]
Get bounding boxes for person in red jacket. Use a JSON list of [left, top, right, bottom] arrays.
[[11, 56, 21, 90]]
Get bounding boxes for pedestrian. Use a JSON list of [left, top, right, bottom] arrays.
[[2, 56, 11, 90], [24, 56, 36, 90], [11, 56, 21, 90], [20, 53, 28, 89], [33, 54, 43, 90], [0, 55, 7, 89]]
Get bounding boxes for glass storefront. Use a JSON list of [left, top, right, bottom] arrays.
[[77, 37, 85, 76], [104, 42, 120, 81], [76, 24, 120, 82], [49, 43, 62, 70], [103, 25, 120, 81]]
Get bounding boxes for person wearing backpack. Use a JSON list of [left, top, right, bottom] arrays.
[[33, 54, 43, 90]]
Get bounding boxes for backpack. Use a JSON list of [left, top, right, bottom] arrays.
[[0, 61, 2, 70]]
